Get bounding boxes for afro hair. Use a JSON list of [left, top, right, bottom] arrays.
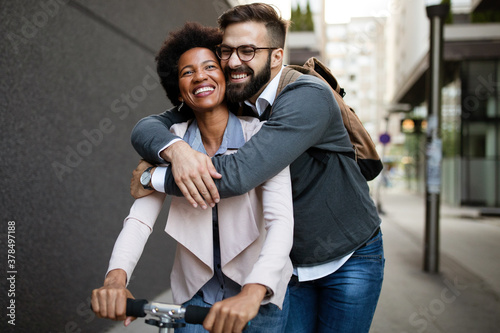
[[156, 22, 223, 107]]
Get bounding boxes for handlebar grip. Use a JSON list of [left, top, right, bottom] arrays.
[[126, 298, 148, 318], [184, 305, 210, 324]]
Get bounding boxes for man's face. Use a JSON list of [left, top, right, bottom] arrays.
[[220, 21, 274, 104]]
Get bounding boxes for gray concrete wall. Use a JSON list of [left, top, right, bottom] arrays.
[[0, 0, 230, 331]]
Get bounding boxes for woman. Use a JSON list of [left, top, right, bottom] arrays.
[[91, 22, 294, 333]]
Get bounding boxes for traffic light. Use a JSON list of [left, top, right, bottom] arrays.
[[401, 118, 427, 134]]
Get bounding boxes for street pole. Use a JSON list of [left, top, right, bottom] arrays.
[[424, 4, 449, 273], [376, 116, 390, 216]]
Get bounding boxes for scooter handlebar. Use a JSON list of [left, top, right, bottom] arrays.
[[125, 298, 210, 324], [126, 298, 148, 318], [184, 305, 211, 324]]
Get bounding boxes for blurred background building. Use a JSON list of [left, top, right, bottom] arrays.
[[324, 15, 387, 147], [387, 0, 500, 211], [259, 0, 500, 211]]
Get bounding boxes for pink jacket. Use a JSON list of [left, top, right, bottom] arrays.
[[108, 117, 293, 308]]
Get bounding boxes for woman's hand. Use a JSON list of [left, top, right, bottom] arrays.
[[91, 269, 136, 326], [130, 160, 155, 199], [203, 284, 267, 333]]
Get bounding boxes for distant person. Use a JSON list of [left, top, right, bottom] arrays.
[[130, 3, 384, 332], [91, 22, 294, 333]]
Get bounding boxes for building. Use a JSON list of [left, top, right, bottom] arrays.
[[387, 0, 500, 209], [325, 16, 387, 140]]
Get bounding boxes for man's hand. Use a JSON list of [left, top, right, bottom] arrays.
[[203, 284, 266, 333], [91, 269, 136, 326], [161, 141, 221, 209], [130, 160, 155, 199]]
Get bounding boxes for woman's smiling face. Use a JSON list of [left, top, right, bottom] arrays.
[[178, 47, 226, 112]]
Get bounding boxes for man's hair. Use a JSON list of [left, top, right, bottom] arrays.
[[218, 3, 289, 49], [156, 22, 223, 107]]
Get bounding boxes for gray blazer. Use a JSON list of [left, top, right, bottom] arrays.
[[131, 74, 381, 266]]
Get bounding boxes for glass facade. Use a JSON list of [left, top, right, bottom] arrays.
[[441, 77, 462, 206], [460, 60, 500, 207]]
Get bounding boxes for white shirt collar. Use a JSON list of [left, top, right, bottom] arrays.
[[244, 66, 285, 116]]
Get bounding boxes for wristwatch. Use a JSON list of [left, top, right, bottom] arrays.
[[140, 167, 154, 190]]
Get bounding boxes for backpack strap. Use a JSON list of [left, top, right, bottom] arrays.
[[274, 58, 382, 180], [303, 57, 346, 97], [276, 66, 303, 96], [275, 66, 356, 164]]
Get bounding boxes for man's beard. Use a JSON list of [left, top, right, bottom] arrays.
[[225, 53, 272, 104]]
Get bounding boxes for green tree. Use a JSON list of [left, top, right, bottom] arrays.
[[441, 0, 453, 24], [304, 1, 314, 31], [290, 1, 314, 32], [290, 3, 300, 31]]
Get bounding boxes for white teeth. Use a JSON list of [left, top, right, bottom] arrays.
[[194, 86, 214, 95], [232, 73, 248, 79]]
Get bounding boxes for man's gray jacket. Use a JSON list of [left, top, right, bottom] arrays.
[[131, 72, 381, 267]]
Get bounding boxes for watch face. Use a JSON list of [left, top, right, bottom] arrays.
[[140, 171, 150, 185]]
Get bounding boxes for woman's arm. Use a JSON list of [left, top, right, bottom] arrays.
[[203, 166, 294, 332], [91, 269, 135, 326], [243, 165, 294, 295], [203, 283, 267, 332], [91, 192, 166, 324]]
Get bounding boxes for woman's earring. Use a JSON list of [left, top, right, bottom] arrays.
[[177, 101, 184, 111]]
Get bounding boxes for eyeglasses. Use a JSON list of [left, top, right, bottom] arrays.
[[215, 45, 278, 62]]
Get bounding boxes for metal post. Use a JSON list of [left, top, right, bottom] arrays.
[[376, 116, 390, 215], [424, 4, 449, 273]]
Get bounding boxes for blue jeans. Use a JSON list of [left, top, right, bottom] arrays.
[[285, 230, 385, 333], [176, 289, 289, 333]]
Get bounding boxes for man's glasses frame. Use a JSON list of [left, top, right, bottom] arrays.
[[215, 44, 278, 62]]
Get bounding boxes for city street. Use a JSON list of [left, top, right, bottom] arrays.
[[371, 186, 500, 333]]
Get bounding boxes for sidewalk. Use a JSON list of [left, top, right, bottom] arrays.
[[370, 187, 500, 333]]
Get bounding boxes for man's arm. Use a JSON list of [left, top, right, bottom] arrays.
[[164, 77, 343, 198], [130, 106, 192, 163], [131, 107, 221, 206]]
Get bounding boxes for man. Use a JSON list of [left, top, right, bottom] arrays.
[[131, 3, 383, 332]]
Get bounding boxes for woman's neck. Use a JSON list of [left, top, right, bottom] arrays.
[[194, 104, 229, 157]]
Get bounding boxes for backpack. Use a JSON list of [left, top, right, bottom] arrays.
[[276, 57, 383, 181]]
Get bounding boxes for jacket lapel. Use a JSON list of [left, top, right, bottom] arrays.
[[165, 197, 213, 268], [218, 194, 260, 267]]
